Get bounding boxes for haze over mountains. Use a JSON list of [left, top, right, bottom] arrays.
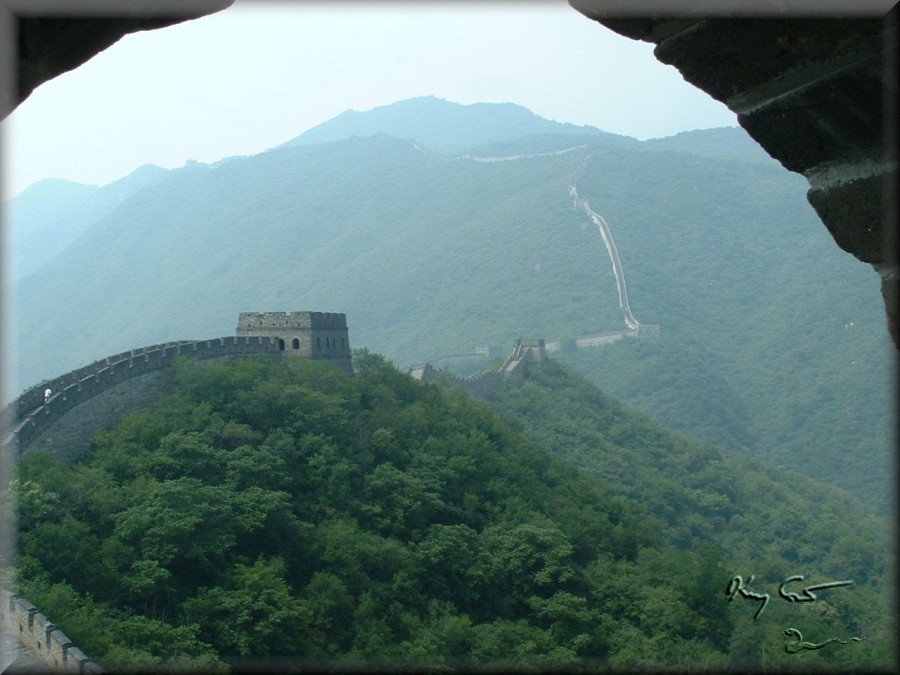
[[7, 96, 892, 514]]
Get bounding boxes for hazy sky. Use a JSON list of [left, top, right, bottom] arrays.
[[1, 0, 741, 199]]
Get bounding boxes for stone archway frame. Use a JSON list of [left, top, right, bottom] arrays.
[[0, 0, 895, 345], [0, 0, 235, 117], [569, 0, 898, 348]]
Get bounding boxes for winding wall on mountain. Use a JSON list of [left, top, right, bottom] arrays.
[[2, 311, 352, 463], [0, 337, 282, 463], [408, 165, 658, 384], [581, 199, 640, 330], [409, 339, 548, 396], [569, 151, 642, 331]]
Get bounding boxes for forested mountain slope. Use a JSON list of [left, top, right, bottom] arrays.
[[8, 354, 892, 671], [7, 165, 176, 280], [483, 359, 889, 577], [555, 145, 893, 511], [9, 98, 892, 515]]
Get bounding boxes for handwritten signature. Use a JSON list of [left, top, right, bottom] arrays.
[[725, 574, 854, 621], [784, 628, 864, 653], [725, 574, 863, 653]]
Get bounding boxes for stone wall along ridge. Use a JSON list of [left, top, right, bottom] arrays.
[[2, 336, 280, 460], [410, 339, 545, 397]]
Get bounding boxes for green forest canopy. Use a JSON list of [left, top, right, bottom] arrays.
[[8, 354, 893, 672]]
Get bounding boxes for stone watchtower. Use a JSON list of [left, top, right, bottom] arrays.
[[236, 311, 352, 374]]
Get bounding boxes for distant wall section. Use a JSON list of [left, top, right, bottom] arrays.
[[410, 339, 546, 397]]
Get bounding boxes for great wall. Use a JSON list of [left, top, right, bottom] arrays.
[[0, 312, 352, 672], [0, 153, 656, 671], [407, 339, 549, 395], [1, 590, 102, 673], [1, 312, 351, 462]]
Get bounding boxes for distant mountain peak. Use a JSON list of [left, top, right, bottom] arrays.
[[279, 96, 615, 155], [7, 177, 97, 203]]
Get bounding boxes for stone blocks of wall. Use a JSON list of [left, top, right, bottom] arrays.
[[1, 590, 104, 673], [21, 370, 172, 461], [460, 371, 507, 397]]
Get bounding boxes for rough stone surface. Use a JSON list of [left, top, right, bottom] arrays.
[[2, 7, 897, 351], [736, 60, 884, 173], [570, 3, 898, 349], [806, 172, 889, 263], [6, 1, 233, 117], [652, 19, 882, 106]]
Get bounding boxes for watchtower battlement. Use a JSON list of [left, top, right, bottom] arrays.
[[237, 311, 347, 331], [236, 311, 351, 372], [2, 311, 354, 463]]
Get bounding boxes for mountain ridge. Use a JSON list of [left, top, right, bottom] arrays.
[[7, 164, 172, 280], [278, 96, 624, 154], [7, 97, 891, 514]]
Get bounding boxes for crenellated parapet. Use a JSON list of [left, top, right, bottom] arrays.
[[410, 339, 546, 397], [1, 312, 352, 463], [1, 589, 105, 673], [236, 311, 351, 370]]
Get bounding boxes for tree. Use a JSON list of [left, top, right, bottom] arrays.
[[181, 556, 312, 657]]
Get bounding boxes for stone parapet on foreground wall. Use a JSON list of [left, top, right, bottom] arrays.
[[0, 590, 104, 673]]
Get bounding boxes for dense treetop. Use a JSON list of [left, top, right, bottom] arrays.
[[8, 354, 892, 671]]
